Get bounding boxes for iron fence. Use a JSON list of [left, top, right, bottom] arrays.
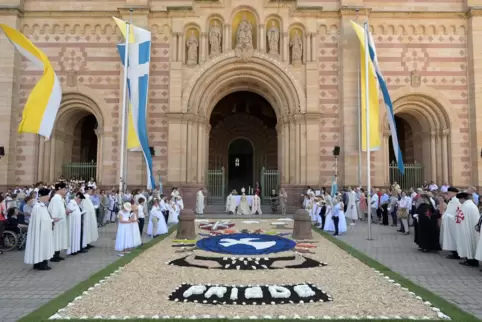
[[206, 167, 225, 205], [260, 167, 280, 204], [62, 161, 97, 181], [389, 161, 424, 190]]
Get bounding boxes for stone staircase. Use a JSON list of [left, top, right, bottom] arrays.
[[202, 204, 300, 216]]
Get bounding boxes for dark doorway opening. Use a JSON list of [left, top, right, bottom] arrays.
[[228, 138, 253, 193], [80, 114, 98, 162]]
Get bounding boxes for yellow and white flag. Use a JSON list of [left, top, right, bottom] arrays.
[[113, 17, 141, 151], [0, 24, 62, 139]]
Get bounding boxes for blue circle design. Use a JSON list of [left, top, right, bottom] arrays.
[[196, 233, 296, 255]]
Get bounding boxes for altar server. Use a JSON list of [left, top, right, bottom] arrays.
[[167, 198, 179, 225], [24, 188, 55, 271], [67, 192, 87, 255], [48, 182, 70, 262], [196, 188, 205, 215], [226, 190, 237, 214], [82, 186, 98, 248], [237, 193, 251, 215], [345, 187, 358, 226], [455, 192, 481, 267], [251, 192, 262, 215], [147, 198, 168, 238], [441, 187, 461, 259]]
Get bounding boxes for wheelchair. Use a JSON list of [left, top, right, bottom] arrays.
[[2, 224, 27, 252]]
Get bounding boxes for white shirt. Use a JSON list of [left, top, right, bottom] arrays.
[[398, 196, 411, 209], [429, 184, 438, 191], [137, 204, 145, 218], [440, 185, 449, 193], [410, 191, 417, 205], [371, 194, 379, 208]]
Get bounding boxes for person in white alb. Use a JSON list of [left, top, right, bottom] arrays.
[[455, 192, 480, 267], [441, 187, 461, 259], [48, 182, 70, 262], [196, 188, 205, 215]]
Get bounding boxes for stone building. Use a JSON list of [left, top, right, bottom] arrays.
[[1, 0, 481, 207]]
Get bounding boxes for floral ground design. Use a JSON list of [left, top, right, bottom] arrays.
[[55, 220, 448, 320]]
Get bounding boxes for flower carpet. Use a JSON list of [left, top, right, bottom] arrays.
[[53, 219, 449, 320]]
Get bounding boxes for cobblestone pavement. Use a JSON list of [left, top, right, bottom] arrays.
[[0, 223, 150, 322], [339, 221, 482, 320]]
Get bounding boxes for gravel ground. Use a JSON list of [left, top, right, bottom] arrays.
[[62, 219, 440, 319]]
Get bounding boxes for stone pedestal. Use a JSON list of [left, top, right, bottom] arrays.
[[292, 209, 312, 240], [176, 209, 196, 239]]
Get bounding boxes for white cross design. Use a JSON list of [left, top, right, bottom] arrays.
[[219, 238, 276, 250], [126, 43, 150, 123]]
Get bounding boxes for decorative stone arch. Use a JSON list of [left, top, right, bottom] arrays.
[[205, 13, 225, 31], [229, 5, 261, 24], [38, 89, 106, 184], [381, 86, 453, 185]]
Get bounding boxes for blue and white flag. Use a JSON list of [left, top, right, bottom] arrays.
[[117, 23, 156, 189], [366, 27, 405, 175]]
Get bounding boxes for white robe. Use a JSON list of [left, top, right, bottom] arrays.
[[475, 220, 482, 261], [196, 191, 205, 214], [441, 197, 460, 251], [167, 202, 179, 224], [24, 203, 54, 265], [48, 194, 69, 252], [455, 200, 480, 259], [346, 191, 358, 220], [226, 194, 237, 213], [66, 200, 86, 254], [251, 195, 262, 214], [147, 205, 168, 236], [81, 194, 99, 244], [237, 195, 250, 215]]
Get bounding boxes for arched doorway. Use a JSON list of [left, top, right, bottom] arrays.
[[38, 92, 104, 183], [209, 91, 278, 200], [228, 138, 254, 192], [386, 92, 451, 188]]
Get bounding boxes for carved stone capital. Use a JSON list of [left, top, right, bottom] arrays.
[[442, 128, 450, 137], [430, 131, 437, 138]]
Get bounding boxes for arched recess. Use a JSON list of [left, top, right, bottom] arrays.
[[169, 51, 315, 187], [382, 89, 452, 186], [37, 92, 105, 184]]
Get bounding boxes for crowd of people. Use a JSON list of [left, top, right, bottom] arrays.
[[0, 177, 198, 269], [300, 181, 482, 270]]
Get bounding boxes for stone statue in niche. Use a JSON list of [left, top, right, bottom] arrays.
[[186, 30, 198, 66], [411, 70, 421, 87], [266, 21, 279, 56], [290, 30, 303, 66], [209, 20, 222, 57], [235, 14, 254, 60]]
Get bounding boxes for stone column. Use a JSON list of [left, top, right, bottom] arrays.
[[282, 121, 290, 184], [306, 115, 321, 186], [289, 118, 296, 183], [37, 137, 45, 182], [94, 128, 103, 184], [200, 32, 207, 63], [276, 123, 284, 182], [224, 24, 230, 51], [442, 128, 449, 183], [303, 33, 307, 64], [283, 32, 289, 63], [436, 130, 443, 183], [171, 32, 177, 61], [430, 131, 437, 181], [259, 24, 265, 52], [306, 33, 312, 62], [49, 134, 57, 182], [383, 130, 391, 186], [178, 33, 184, 63]]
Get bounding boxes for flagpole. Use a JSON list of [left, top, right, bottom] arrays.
[[364, 20, 373, 241], [118, 15, 131, 206], [356, 9, 362, 188]]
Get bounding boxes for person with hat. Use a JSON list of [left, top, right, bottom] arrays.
[[24, 188, 56, 270], [81, 186, 99, 249], [67, 192, 87, 255], [441, 187, 461, 259], [455, 191, 480, 267], [414, 192, 441, 252], [115, 202, 134, 257], [48, 182, 70, 262]]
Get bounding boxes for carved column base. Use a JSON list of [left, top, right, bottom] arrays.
[[292, 209, 313, 240], [292, 59, 302, 67], [176, 209, 197, 239]]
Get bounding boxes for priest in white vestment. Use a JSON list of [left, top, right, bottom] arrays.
[[25, 188, 55, 271], [67, 192, 87, 255], [455, 192, 481, 267], [82, 186, 99, 248], [167, 199, 180, 225], [441, 187, 461, 259], [474, 215, 482, 262], [251, 193, 262, 215], [196, 188, 205, 215], [237, 193, 251, 215], [147, 198, 168, 237], [226, 191, 237, 214], [279, 188, 288, 216], [346, 188, 357, 225], [48, 182, 70, 262]]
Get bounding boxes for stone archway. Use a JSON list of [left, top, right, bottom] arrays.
[[382, 90, 452, 186], [37, 92, 105, 183]]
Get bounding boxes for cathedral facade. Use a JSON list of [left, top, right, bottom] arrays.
[[1, 0, 481, 206]]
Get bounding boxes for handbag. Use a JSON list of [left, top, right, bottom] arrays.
[[475, 215, 482, 233], [397, 208, 408, 219]]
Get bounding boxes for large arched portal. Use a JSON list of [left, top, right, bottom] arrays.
[[385, 92, 451, 189], [209, 91, 278, 194], [37, 92, 104, 183]]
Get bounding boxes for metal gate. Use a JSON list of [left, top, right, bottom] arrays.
[[207, 167, 225, 205], [62, 161, 97, 181], [260, 167, 280, 204], [389, 161, 424, 190]]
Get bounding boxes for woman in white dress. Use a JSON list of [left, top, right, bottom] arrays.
[[324, 196, 347, 235], [167, 198, 179, 225], [115, 203, 134, 257], [130, 204, 142, 248], [147, 198, 168, 237]]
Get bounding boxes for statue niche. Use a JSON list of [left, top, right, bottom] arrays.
[[209, 20, 223, 57], [186, 29, 199, 67], [233, 12, 255, 61], [290, 29, 303, 67], [266, 20, 280, 57]]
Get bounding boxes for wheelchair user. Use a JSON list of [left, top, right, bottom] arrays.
[[6, 207, 28, 234]]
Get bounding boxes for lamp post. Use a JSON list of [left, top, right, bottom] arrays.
[[157, 169, 162, 194]]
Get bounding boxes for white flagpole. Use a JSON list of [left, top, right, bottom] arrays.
[[118, 19, 131, 206], [364, 20, 373, 240], [356, 10, 362, 188]]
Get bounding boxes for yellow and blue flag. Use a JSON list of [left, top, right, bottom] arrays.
[[0, 24, 62, 139], [350, 20, 381, 152], [115, 17, 156, 189]]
